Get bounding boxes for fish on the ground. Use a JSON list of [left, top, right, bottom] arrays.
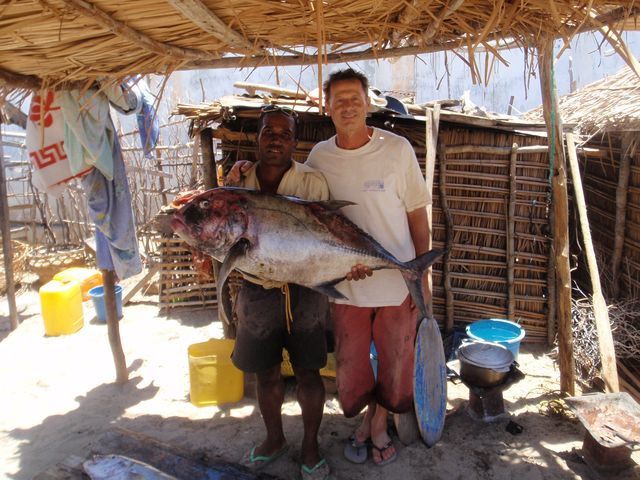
[[171, 187, 444, 320], [83, 454, 177, 480]]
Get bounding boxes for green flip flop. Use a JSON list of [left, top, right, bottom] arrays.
[[243, 444, 289, 469], [301, 458, 331, 480]]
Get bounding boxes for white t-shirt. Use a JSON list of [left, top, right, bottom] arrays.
[[306, 127, 430, 307]]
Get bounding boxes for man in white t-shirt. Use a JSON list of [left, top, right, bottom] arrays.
[[305, 69, 430, 467], [227, 70, 430, 467]]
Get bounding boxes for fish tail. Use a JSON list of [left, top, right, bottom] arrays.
[[400, 248, 446, 319]]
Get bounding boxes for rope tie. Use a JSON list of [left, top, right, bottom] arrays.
[[280, 283, 294, 334]]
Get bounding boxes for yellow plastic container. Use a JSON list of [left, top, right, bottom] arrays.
[[282, 350, 336, 378], [188, 339, 243, 406], [53, 267, 102, 301], [39, 279, 84, 336]]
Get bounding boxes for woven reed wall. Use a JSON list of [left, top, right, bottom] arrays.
[[212, 107, 552, 343], [158, 236, 217, 311], [579, 132, 640, 300], [433, 129, 551, 342]]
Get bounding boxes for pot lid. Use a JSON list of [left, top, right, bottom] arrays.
[[457, 341, 514, 372]]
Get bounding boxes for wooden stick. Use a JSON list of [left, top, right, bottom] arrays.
[[0, 122, 18, 330], [538, 38, 574, 394], [438, 144, 454, 332], [566, 132, 619, 393], [425, 104, 440, 316], [315, 0, 325, 115], [102, 269, 128, 384], [612, 132, 634, 298], [507, 143, 518, 321]]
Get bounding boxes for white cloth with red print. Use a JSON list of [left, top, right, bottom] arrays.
[[25, 91, 92, 196]]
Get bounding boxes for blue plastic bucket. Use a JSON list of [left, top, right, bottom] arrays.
[[89, 285, 123, 322], [466, 319, 525, 360]]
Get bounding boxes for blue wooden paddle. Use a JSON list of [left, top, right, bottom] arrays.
[[413, 316, 447, 446]]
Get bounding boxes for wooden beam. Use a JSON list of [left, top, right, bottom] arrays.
[[425, 104, 440, 316], [200, 128, 216, 190], [422, 0, 466, 44], [438, 144, 454, 332], [538, 38, 575, 395], [0, 100, 27, 129], [188, 39, 466, 70], [612, 133, 634, 298], [233, 82, 306, 99], [62, 0, 208, 60], [566, 133, 619, 393], [0, 121, 18, 330], [102, 269, 128, 384], [507, 143, 518, 321], [166, 0, 259, 52]]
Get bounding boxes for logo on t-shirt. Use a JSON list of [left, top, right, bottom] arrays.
[[362, 179, 385, 192]]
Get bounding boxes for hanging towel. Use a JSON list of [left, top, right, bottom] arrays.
[[60, 83, 138, 181], [25, 90, 92, 196]]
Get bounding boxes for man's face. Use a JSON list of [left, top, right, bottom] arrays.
[[257, 112, 297, 167], [326, 79, 370, 135]]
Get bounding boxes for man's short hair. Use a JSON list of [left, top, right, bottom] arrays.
[[322, 69, 369, 101], [257, 105, 299, 136]]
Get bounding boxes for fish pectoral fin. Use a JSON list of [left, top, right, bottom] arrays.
[[218, 239, 251, 293], [313, 281, 348, 300], [320, 199, 356, 210]]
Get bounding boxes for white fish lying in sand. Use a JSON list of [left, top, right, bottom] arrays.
[[83, 454, 177, 480]]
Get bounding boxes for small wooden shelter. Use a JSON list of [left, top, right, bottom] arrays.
[[527, 65, 640, 300]]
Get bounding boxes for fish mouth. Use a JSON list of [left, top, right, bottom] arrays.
[[170, 216, 186, 235]]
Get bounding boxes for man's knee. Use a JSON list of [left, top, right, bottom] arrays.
[[376, 389, 412, 414], [340, 391, 371, 417], [293, 367, 322, 389], [257, 365, 283, 388]]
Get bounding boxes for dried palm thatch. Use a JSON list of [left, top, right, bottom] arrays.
[[524, 65, 640, 135], [0, 1, 638, 89]]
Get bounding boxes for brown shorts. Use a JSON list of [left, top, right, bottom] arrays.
[[332, 295, 417, 416], [231, 280, 329, 374]]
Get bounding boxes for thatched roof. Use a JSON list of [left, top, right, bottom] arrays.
[[524, 65, 640, 134], [0, 1, 638, 90]]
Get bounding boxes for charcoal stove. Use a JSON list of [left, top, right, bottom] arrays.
[[460, 364, 525, 421], [566, 392, 640, 474]]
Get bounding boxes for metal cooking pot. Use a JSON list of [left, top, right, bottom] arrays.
[[457, 341, 514, 388]]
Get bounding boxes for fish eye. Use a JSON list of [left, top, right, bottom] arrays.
[[199, 200, 210, 209]]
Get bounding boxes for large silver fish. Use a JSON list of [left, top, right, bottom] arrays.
[[171, 187, 444, 319], [83, 454, 177, 480]]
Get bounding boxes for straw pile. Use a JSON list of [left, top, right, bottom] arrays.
[[0, 1, 637, 88], [525, 65, 640, 135], [177, 96, 553, 342]]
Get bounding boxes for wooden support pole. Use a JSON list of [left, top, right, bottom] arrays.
[[438, 144, 454, 332], [507, 143, 518, 321], [0, 120, 18, 330], [425, 105, 440, 316], [566, 133, 619, 393], [199, 127, 230, 334], [102, 269, 128, 384], [538, 38, 575, 395], [612, 132, 634, 299], [200, 128, 216, 189]]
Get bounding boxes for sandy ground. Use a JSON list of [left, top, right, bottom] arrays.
[[1, 282, 639, 480]]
